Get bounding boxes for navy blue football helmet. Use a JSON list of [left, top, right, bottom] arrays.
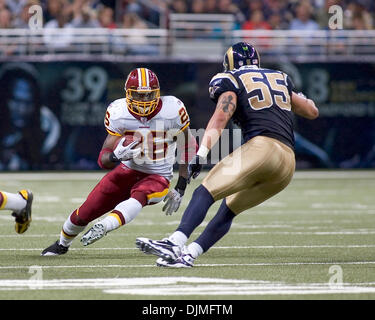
[[223, 42, 260, 71]]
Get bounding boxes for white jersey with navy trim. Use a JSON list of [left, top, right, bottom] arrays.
[[104, 96, 190, 181]]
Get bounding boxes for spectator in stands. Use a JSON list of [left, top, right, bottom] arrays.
[[263, 0, 292, 24], [217, 0, 245, 29], [5, 0, 28, 18], [0, 5, 21, 56], [124, 0, 143, 16], [43, 11, 74, 49], [289, 1, 320, 30], [120, 11, 158, 55], [315, 0, 341, 29], [0, 5, 12, 29], [122, 11, 148, 30], [345, 1, 373, 30], [44, 0, 65, 24], [268, 13, 289, 30], [351, 13, 372, 30], [242, 9, 272, 30], [190, 0, 205, 14], [98, 5, 117, 28], [0, 5, 17, 57], [71, 4, 100, 28], [205, 0, 218, 14], [13, 0, 40, 28], [169, 0, 188, 14], [240, 0, 264, 21]]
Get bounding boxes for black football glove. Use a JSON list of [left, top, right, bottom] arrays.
[[188, 155, 204, 182]]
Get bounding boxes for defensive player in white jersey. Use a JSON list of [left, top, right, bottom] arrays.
[[41, 68, 196, 256]]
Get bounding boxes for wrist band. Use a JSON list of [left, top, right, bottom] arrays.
[[109, 152, 120, 163], [175, 176, 187, 192], [197, 145, 209, 159]]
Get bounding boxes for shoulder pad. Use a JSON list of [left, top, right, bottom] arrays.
[[209, 72, 239, 89], [107, 98, 128, 120], [159, 96, 185, 119]]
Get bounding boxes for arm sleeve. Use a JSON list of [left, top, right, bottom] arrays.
[[285, 73, 295, 97]]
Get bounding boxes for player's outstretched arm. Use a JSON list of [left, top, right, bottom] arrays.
[[199, 91, 237, 156], [291, 92, 319, 120], [188, 91, 237, 181]]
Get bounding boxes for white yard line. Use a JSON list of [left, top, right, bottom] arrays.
[[1, 261, 375, 270], [1, 244, 375, 252], [1, 170, 375, 181], [1, 276, 375, 296], [2, 229, 375, 238]]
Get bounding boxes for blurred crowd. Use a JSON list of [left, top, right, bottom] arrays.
[[0, 0, 374, 31]]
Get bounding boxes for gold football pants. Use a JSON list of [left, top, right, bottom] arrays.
[[202, 135, 295, 214]]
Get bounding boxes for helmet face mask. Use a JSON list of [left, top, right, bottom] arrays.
[[126, 87, 160, 116], [125, 68, 160, 116], [223, 42, 260, 71]]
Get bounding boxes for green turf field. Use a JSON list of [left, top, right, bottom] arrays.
[[1, 170, 375, 300]]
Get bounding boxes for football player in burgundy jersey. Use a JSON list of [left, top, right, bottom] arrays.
[[41, 68, 197, 256], [136, 42, 319, 267]]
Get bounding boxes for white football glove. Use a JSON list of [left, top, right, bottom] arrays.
[[113, 137, 141, 161], [162, 189, 184, 215]]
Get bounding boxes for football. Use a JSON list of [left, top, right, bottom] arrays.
[[115, 134, 141, 149]]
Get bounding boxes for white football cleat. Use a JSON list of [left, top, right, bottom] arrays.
[[156, 252, 195, 268], [80, 223, 106, 246], [135, 237, 182, 262]]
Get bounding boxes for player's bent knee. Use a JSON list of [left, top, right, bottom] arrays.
[[70, 210, 89, 226]]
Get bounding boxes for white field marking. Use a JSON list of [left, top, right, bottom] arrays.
[[2, 244, 375, 252], [303, 190, 343, 195], [36, 196, 60, 202], [234, 230, 375, 235], [0, 172, 106, 181], [1, 261, 375, 270], [70, 198, 87, 203], [311, 203, 370, 209], [293, 170, 375, 180], [1, 277, 375, 296], [0, 216, 65, 223], [248, 210, 375, 215], [257, 201, 286, 207], [2, 170, 375, 181], [2, 228, 375, 238]]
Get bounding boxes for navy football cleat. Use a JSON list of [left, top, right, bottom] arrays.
[[135, 237, 181, 263], [156, 252, 195, 268]]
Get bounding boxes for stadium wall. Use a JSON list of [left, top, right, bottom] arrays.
[[0, 60, 374, 171]]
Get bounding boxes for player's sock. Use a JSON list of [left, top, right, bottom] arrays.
[[194, 199, 235, 253], [112, 198, 142, 225], [168, 231, 188, 247], [186, 241, 204, 259], [99, 210, 125, 232], [0, 191, 26, 212], [59, 214, 86, 247], [176, 184, 214, 238]]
